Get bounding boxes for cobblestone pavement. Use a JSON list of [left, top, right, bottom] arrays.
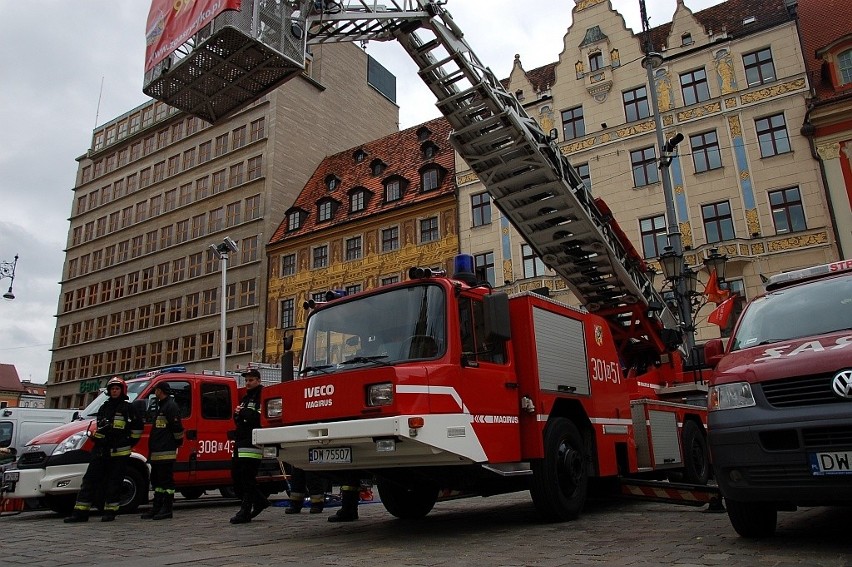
[[0, 493, 848, 567]]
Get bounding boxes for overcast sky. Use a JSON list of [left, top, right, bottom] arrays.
[[0, 0, 723, 384]]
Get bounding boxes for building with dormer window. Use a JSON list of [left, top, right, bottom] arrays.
[[265, 117, 458, 364]]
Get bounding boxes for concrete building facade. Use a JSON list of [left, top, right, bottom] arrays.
[[47, 44, 399, 409]]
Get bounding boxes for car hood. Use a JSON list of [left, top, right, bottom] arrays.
[[713, 330, 852, 386], [26, 419, 92, 444]]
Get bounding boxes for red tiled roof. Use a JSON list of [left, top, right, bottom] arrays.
[[0, 364, 24, 392], [797, 0, 852, 101], [270, 116, 455, 244]]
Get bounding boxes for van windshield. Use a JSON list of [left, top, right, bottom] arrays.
[[78, 379, 151, 418], [730, 275, 852, 351]]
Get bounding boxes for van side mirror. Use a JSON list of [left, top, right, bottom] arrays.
[[704, 338, 725, 368], [71, 411, 80, 421]]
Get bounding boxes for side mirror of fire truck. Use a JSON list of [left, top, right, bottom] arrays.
[[703, 338, 725, 368], [483, 292, 512, 341]]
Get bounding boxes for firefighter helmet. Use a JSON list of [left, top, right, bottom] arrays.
[[106, 376, 126, 395]]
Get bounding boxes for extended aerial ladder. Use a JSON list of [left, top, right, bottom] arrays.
[[144, 0, 681, 358]]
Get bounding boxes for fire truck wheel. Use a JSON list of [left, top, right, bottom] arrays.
[[376, 480, 438, 520], [530, 417, 588, 522], [179, 488, 205, 500], [45, 494, 75, 516], [725, 498, 777, 538], [680, 420, 710, 485], [117, 466, 147, 513]]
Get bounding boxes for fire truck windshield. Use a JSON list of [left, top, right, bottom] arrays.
[[78, 379, 152, 418], [301, 284, 447, 372], [729, 274, 852, 351]]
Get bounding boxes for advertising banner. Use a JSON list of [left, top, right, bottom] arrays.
[[145, 0, 242, 72]]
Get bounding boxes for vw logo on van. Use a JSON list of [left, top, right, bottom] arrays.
[[832, 370, 852, 399]]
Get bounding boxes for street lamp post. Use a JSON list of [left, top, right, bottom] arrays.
[[1, 254, 19, 300], [209, 238, 238, 375]]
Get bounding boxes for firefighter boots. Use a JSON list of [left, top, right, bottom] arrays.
[[230, 496, 254, 524], [140, 492, 163, 519], [152, 493, 174, 520], [101, 509, 118, 522], [327, 489, 358, 522], [63, 509, 89, 523], [284, 493, 304, 514], [251, 495, 270, 518]]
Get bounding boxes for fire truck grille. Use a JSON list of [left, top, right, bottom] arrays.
[[760, 373, 845, 408], [17, 451, 48, 468]]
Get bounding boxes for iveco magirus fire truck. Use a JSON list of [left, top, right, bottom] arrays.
[[141, 0, 714, 521], [705, 260, 852, 538]]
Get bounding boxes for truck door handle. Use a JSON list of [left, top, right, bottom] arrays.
[[186, 430, 197, 440]]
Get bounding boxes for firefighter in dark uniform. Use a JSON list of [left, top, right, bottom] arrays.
[[328, 474, 361, 522], [64, 377, 142, 523], [140, 382, 184, 520], [285, 465, 326, 514], [229, 369, 269, 524]]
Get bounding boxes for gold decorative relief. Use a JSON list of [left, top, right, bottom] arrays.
[[663, 115, 674, 126], [714, 49, 737, 95], [680, 222, 692, 248], [740, 170, 750, 181], [745, 208, 760, 237], [738, 244, 750, 256], [502, 259, 513, 284], [740, 78, 806, 105], [617, 120, 655, 138], [562, 137, 598, 153], [576, 0, 606, 11], [676, 102, 721, 122], [456, 172, 479, 186], [768, 231, 828, 251], [751, 242, 765, 254], [675, 185, 684, 195], [727, 115, 742, 137], [725, 97, 737, 109], [655, 69, 674, 112]]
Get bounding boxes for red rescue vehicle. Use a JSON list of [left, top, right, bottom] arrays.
[[2, 368, 287, 514]]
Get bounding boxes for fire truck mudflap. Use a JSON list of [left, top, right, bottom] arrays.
[[254, 414, 488, 470]]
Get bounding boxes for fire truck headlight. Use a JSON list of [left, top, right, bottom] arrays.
[[53, 431, 89, 456], [708, 382, 755, 411], [367, 383, 393, 406], [265, 397, 283, 419]]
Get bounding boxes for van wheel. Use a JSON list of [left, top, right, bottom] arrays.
[[725, 498, 777, 538], [680, 420, 710, 485], [530, 417, 588, 522], [45, 494, 75, 516], [179, 488, 205, 500], [117, 466, 147, 513]]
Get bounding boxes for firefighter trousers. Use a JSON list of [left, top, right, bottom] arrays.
[[150, 460, 175, 495], [75, 453, 129, 512]]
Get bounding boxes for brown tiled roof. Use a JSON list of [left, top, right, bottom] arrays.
[[646, 0, 794, 52], [270, 116, 455, 244], [797, 0, 852, 101], [0, 364, 24, 393], [500, 62, 557, 94]]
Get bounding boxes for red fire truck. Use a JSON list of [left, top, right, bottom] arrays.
[[140, 0, 715, 521], [705, 260, 852, 537]]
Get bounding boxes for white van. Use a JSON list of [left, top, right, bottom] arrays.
[[0, 408, 79, 463]]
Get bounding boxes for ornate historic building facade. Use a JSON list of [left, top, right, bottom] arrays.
[[47, 44, 398, 409], [457, 0, 838, 343], [264, 117, 458, 365]]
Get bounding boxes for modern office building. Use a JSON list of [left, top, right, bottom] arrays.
[[47, 43, 399, 409]]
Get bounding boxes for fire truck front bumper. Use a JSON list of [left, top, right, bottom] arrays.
[[2, 464, 86, 499], [253, 414, 487, 470]]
